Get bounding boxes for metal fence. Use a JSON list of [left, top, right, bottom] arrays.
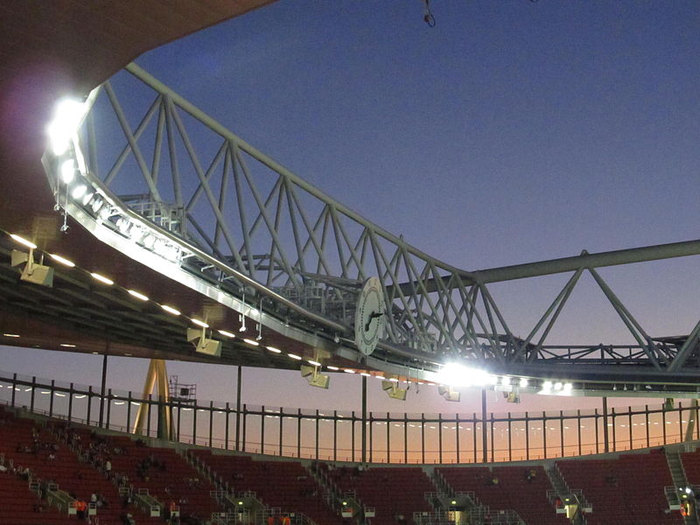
[[1, 371, 696, 464]]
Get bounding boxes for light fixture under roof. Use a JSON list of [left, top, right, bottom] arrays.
[[327, 365, 339, 371], [288, 353, 302, 360], [127, 289, 149, 301], [191, 318, 209, 329], [49, 253, 75, 268], [90, 272, 113, 285], [60, 343, 76, 348], [243, 338, 259, 346], [47, 98, 86, 155], [3, 333, 20, 338], [161, 304, 181, 316], [218, 330, 236, 338], [10, 234, 37, 250], [343, 369, 356, 374], [266, 346, 282, 353], [307, 360, 321, 366]]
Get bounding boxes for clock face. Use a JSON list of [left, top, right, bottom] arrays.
[[354, 277, 386, 356]]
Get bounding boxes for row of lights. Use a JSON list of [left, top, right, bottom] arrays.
[[48, 99, 183, 262]]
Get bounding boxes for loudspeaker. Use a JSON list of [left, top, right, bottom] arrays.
[[308, 373, 330, 389], [195, 338, 221, 357]]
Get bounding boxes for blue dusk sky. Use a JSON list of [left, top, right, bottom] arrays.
[[2, 0, 698, 415]]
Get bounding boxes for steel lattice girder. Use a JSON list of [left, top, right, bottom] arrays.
[[41, 63, 700, 385]]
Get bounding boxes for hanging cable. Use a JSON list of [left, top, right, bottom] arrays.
[[423, 0, 436, 27]]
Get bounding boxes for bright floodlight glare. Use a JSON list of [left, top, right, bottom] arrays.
[[436, 363, 495, 388], [161, 304, 181, 316], [71, 184, 87, 200], [554, 382, 563, 391], [500, 376, 511, 386], [563, 382, 573, 393], [10, 234, 37, 250], [47, 98, 85, 156], [519, 377, 529, 388], [60, 159, 76, 184], [127, 289, 148, 301], [49, 253, 76, 268], [90, 272, 113, 285]]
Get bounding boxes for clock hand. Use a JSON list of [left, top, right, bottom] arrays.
[[364, 311, 384, 332]]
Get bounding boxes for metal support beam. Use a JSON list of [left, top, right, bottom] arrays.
[[132, 359, 172, 440]]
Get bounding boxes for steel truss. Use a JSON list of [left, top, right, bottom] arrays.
[[46, 63, 700, 384]]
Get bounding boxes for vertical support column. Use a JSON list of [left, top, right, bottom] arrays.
[[279, 408, 284, 457], [645, 405, 650, 447], [525, 412, 530, 461], [438, 413, 443, 464], [315, 409, 319, 460], [628, 407, 633, 450], [260, 405, 266, 454], [106, 388, 112, 429], [404, 413, 408, 464], [297, 408, 302, 459], [30, 376, 36, 412], [662, 401, 668, 445], [11, 373, 17, 407], [98, 352, 108, 428], [334, 410, 338, 462], [577, 410, 582, 456], [49, 379, 55, 418], [242, 404, 248, 452], [611, 407, 617, 452], [542, 412, 547, 459], [686, 399, 699, 442], [208, 401, 214, 448], [481, 389, 488, 463], [225, 402, 230, 450], [132, 359, 172, 440], [456, 413, 461, 464], [421, 414, 426, 464], [235, 365, 242, 451], [560, 410, 565, 457], [351, 411, 355, 462], [602, 397, 610, 453], [361, 373, 367, 464], [507, 413, 512, 462], [68, 383, 74, 422], [595, 409, 600, 454], [386, 412, 390, 463]]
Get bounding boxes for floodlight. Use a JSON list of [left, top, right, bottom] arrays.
[[436, 363, 495, 387], [438, 385, 460, 402], [382, 379, 407, 401], [11, 249, 54, 287], [60, 159, 76, 184], [187, 325, 221, 357], [300, 365, 330, 389]]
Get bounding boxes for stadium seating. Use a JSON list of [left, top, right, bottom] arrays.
[[556, 450, 681, 525]]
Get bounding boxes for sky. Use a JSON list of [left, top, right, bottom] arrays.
[[2, 0, 699, 417]]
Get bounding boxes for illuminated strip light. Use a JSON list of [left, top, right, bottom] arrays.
[[266, 346, 282, 353], [243, 338, 259, 346], [360, 372, 371, 377], [127, 289, 149, 301], [191, 318, 209, 328], [50, 253, 76, 268], [10, 234, 37, 250], [161, 304, 181, 316], [327, 366, 339, 371], [90, 272, 114, 285], [218, 330, 236, 338], [3, 333, 20, 338], [343, 369, 356, 374], [288, 353, 302, 360], [60, 343, 76, 348], [307, 360, 321, 366]]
